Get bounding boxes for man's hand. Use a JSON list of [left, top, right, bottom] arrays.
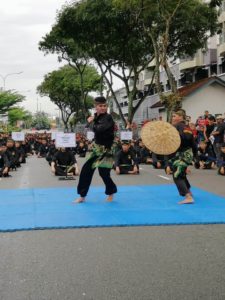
[[75, 168, 80, 176], [87, 116, 94, 124], [51, 162, 56, 174], [115, 166, 120, 175], [133, 166, 138, 174], [3, 167, 9, 175], [165, 166, 171, 175]]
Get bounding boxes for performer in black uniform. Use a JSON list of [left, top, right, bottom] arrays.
[[74, 96, 117, 203], [0, 142, 10, 177], [167, 110, 197, 204]]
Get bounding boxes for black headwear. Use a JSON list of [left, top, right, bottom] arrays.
[[0, 141, 6, 147], [121, 140, 130, 145], [94, 96, 107, 104]]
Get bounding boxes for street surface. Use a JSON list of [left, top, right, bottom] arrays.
[[0, 156, 225, 300]]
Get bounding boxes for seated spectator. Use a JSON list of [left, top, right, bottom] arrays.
[[114, 141, 139, 175], [218, 144, 225, 176], [37, 139, 49, 158], [152, 153, 167, 169], [138, 140, 152, 164], [0, 142, 10, 177], [194, 141, 215, 169], [21, 140, 33, 156], [51, 147, 79, 176], [211, 115, 225, 166], [130, 139, 141, 164], [15, 141, 26, 165], [76, 140, 88, 157], [46, 140, 57, 165], [5, 139, 19, 170], [196, 125, 205, 144], [189, 123, 198, 142]]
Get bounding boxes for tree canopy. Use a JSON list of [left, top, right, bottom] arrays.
[[37, 65, 100, 130], [0, 90, 24, 114], [39, 0, 220, 122], [8, 107, 32, 127], [31, 112, 51, 130]]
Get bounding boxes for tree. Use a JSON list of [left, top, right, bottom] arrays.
[[37, 65, 99, 130], [39, 24, 100, 118], [39, 0, 219, 123], [42, 0, 156, 125], [8, 107, 32, 127], [210, 0, 222, 7], [0, 90, 24, 114], [113, 0, 219, 119], [31, 112, 51, 130]]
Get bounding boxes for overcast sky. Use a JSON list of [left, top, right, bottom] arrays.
[[0, 0, 70, 116]]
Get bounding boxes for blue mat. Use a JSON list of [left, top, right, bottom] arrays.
[[0, 185, 225, 231]]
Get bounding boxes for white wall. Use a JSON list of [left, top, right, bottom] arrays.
[[182, 83, 225, 122]]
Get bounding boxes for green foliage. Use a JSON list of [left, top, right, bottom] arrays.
[[209, 0, 222, 8], [37, 65, 99, 128], [113, 0, 219, 59], [0, 90, 24, 114], [37, 64, 99, 110], [39, 23, 89, 66], [39, 0, 220, 123], [8, 107, 32, 126], [31, 112, 51, 130], [57, 0, 153, 68]]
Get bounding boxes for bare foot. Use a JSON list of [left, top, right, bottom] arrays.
[[73, 197, 85, 204], [178, 195, 194, 205], [106, 194, 114, 202]]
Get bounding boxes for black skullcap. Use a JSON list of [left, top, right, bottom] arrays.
[[0, 141, 6, 147], [121, 140, 130, 145], [208, 115, 215, 121], [94, 96, 106, 104]]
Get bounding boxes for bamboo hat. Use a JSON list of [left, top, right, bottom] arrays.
[[141, 121, 181, 155]]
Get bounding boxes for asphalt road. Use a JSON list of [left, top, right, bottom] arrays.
[[0, 156, 225, 300]]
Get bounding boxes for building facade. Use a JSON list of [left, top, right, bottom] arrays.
[[110, 1, 225, 124]]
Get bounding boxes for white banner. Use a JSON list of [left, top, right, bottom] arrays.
[[12, 132, 25, 141], [55, 133, 76, 148], [87, 131, 95, 141], [120, 131, 133, 141]]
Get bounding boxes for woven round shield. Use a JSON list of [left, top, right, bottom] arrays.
[[141, 121, 181, 155]]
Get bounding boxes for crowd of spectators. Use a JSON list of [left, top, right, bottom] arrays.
[[0, 110, 225, 180]]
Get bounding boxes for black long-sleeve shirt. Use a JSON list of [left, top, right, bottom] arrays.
[[53, 150, 76, 166], [93, 113, 115, 148], [5, 147, 19, 165], [38, 144, 49, 156], [114, 149, 139, 167], [175, 122, 197, 156], [0, 152, 10, 168]]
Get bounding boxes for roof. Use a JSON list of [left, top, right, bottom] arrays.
[[150, 76, 225, 109]]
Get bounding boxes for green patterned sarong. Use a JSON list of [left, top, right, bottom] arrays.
[[170, 148, 193, 179], [87, 143, 115, 169]]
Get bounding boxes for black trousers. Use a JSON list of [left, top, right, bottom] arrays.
[[173, 172, 191, 197], [118, 165, 139, 174], [77, 156, 117, 197], [55, 165, 75, 176]]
